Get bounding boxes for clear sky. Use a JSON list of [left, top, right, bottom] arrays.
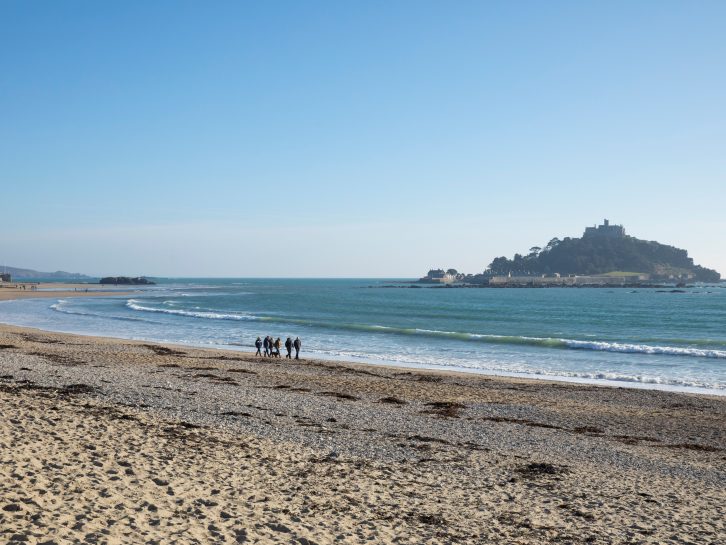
[[1, 1, 724, 277]]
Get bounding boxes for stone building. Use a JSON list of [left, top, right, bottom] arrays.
[[583, 219, 625, 239]]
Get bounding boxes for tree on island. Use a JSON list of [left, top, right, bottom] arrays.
[[485, 234, 720, 282]]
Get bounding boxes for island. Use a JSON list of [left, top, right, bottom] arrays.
[[99, 276, 156, 285], [419, 219, 721, 287]]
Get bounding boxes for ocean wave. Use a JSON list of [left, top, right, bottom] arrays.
[[126, 300, 257, 321], [50, 300, 160, 324], [560, 339, 726, 358], [311, 348, 724, 390], [309, 324, 726, 359], [124, 299, 726, 359], [638, 336, 726, 348]]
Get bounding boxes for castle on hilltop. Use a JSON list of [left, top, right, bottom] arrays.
[[583, 219, 625, 239]]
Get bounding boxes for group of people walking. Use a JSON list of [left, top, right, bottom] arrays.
[[255, 335, 302, 359]]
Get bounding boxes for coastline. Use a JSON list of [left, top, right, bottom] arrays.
[[1, 286, 724, 396], [0, 282, 135, 301], [1, 323, 724, 543]]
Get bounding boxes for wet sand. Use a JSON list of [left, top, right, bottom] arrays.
[[0, 283, 131, 301], [0, 323, 724, 544]]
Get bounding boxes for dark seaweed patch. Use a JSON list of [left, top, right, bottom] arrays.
[[29, 352, 86, 366], [409, 435, 451, 445], [664, 443, 722, 453], [422, 401, 466, 418], [481, 415, 564, 430], [144, 344, 186, 357], [378, 396, 407, 405], [317, 391, 359, 401], [61, 384, 99, 396], [515, 462, 569, 478], [19, 334, 62, 344], [193, 373, 238, 384], [221, 411, 253, 417], [573, 426, 605, 434], [212, 355, 248, 362]]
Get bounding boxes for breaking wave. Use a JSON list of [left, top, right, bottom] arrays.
[[313, 348, 723, 390], [125, 299, 726, 359], [125, 300, 257, 321], [51, 300, 159, 324]]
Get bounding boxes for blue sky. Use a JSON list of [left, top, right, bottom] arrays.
[[1, 1, 724, 277]]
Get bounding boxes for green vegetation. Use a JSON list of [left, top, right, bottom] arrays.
[[486, 235, 721, 282]]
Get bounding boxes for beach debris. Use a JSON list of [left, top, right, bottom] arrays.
[[378, 396, 407, 405], [29, 352, 86, 366], [515, 462, 569, 479], [193, 373, 238, 385], [143, 344, 186, 357], [664, 443, 722, 453], [316, 391, 359, 401], [481, 415, 562, 430], [421, 401, 466, 418], [417, 513, 446, 525], [573, 426, 605, 434], [408, 434, 451, 445], [19, 333, 62, 344], [221, 411, 252, 417]]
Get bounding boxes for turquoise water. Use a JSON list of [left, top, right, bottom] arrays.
[[1, 279, 725, 393]]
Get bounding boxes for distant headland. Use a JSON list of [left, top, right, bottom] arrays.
[[419, 219, 721, 287], [0, 266, 92, 282]]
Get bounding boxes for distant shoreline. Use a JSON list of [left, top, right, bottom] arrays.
[[0, 282, 136, 302], [380, 281, 722, 290]]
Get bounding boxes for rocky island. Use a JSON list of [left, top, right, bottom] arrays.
[[99, 276, 156, 285], [420, 219, 721, 287]]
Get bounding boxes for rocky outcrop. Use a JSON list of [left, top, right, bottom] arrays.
[[99, 277, 155, 285]]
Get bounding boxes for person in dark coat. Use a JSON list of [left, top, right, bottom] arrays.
[[293, 337, 301, 360], [263, 336, 270, 357], [255, 336, 263, 357], [284, 337, 293, 359], [273, 337, 281, 358]]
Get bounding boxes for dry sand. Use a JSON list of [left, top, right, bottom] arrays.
[[0, 283, 131, 301], [0, 323, 724, 544]]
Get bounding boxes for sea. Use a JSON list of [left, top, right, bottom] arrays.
[[1, 278, 725, 395]]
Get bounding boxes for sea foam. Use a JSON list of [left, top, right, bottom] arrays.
[[124, 299, 726, 359]]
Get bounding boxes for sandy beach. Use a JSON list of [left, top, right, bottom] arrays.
[[0, 319, 724, 545], [0, 283, 132, 301]]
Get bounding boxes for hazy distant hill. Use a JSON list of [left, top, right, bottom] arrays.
[[1, 266, 93, 280], [487, 226, 720, 282]]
